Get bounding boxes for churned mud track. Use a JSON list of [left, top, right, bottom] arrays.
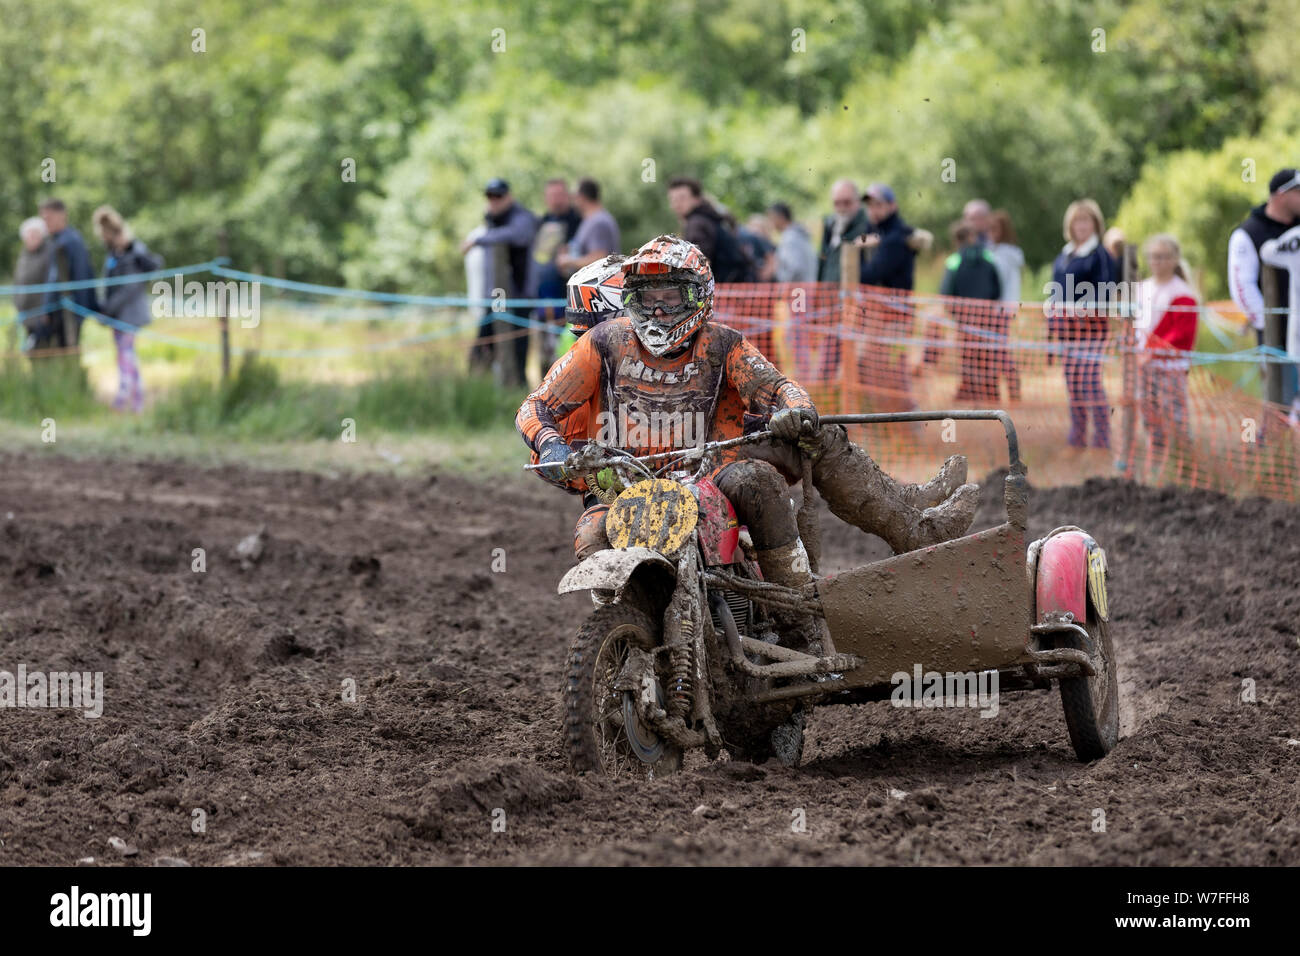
[[0, 451, 1296, 865]]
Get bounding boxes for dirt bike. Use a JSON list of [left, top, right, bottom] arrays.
[[529, 411, 1119, 778]]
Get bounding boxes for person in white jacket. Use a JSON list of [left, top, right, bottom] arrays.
[[1259, 223, 1300, 424]]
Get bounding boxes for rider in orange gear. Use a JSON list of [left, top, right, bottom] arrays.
[[518, 236, 975, 647]]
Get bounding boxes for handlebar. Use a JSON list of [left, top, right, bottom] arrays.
[[522, 428, 779, 474]]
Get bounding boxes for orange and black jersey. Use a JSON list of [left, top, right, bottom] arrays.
[[517, 317, 813, 492]]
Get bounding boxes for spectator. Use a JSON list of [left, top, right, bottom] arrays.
[[1228, 167, 1300, 405], [767, 202, 817, 283], [13, 217, 53, 351], [666, 176, 751, 282], [768, 201, 818, 379], [988, 210, 1024, 304], [1050, 198, 1117, 451], [1103, 227, 1127, 264], [558, 178, 620, 277], [988, 209, 1024, 400], [851, 184, 918, 409], [532, 178, 581, 283], [962, 198, 993, 245], [940, 221, 1002, 402], [530, 177, 582, 345], [738, 214, 776, 282], [1259, 220, 1300, 425], [39, 197, 98, 349], [461, 177, 538, 385], [1134, 234, 1199, 471], [854, 184, 917, 290], [92, 206, 157, 413], [817, 178, 871, 282]]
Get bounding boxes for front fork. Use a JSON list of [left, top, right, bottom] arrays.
[[619, 541, 723, 753]]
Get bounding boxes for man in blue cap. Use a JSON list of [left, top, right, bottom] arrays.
[[461, 177, 538, 384], [854, 183, 918, 291]]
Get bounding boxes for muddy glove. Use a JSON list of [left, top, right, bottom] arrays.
[[769, 406, 819, 443], [536, 438, 574, 483]]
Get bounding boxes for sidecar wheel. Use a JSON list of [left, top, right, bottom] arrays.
[[564, 603, 683, 779], [1058, 611, 1119, 761]]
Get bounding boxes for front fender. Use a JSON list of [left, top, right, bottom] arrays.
[[557, 547, 674, 596], [1032, 529, 1108, 624]]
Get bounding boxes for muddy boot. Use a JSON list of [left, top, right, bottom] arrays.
[[899, 454, 968, 509], [807, 425, 978, 554], [911, 482, 980, 548], [805, 425, 966, 510], [754, 539, 826, 655]]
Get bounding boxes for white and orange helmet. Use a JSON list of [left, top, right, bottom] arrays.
[[564, 254, 626, 335], [620, 235, 715, 356]]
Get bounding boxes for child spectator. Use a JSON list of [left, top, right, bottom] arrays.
[[941, 221, 1002, 402], [1134, 234, 1199, 471]]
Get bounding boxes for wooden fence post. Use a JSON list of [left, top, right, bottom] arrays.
[[1119, 242, 1139, 478], [1262, 264, 1284, 406], [839, 241, 860, 410], [218, 228, 231, 382]]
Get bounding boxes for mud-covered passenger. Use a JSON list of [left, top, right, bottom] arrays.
[[516, 235, 977, 650]]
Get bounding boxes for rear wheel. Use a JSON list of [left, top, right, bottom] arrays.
[[1058, 611, 1118, 761], [564, 603, 683, 778]]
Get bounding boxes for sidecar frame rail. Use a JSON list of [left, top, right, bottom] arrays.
[[820, 409, 1023, 474]]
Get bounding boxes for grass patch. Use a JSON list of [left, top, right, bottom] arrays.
[[147, 353, 528, 441], [0, 355, 101, 421]]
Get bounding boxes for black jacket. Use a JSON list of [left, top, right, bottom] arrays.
[[859, 211, 916, 291], [681, 202, 725, 265], [1237, 203, 1294, 301], [940, 245, 1002, 301]]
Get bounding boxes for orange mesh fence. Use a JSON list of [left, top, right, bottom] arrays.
[[716, 283, 1300, 502]]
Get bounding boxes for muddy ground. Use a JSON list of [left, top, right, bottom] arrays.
[[0, 450, 1296, 866]]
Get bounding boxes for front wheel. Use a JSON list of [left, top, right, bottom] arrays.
[[564, 603, 683, 778], [1058, 612, 1119, 761]]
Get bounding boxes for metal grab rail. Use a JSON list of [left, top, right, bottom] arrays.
[[820, 409, 1023, 474]]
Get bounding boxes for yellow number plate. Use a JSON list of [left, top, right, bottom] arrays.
[[606, 479, 698, 555], [1087, 548, 1109, 621]]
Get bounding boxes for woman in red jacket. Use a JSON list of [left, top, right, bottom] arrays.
[[1134, 234, 1199, 476]]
